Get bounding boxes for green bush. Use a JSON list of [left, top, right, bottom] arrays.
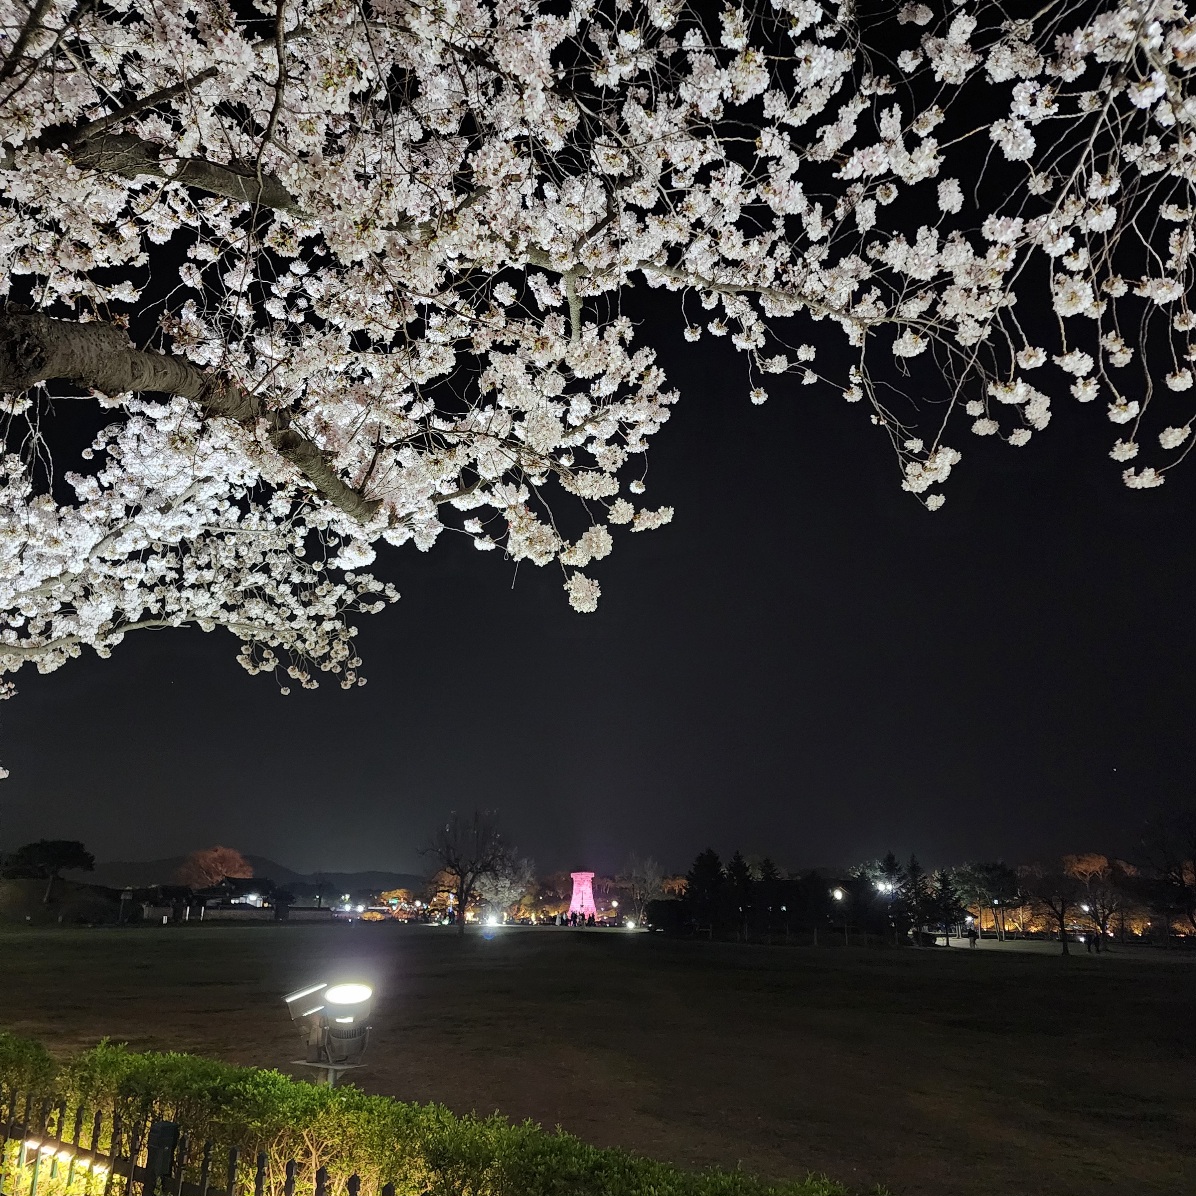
[[0, 1035, 853, 1196]]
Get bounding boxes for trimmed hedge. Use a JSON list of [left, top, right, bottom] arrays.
[[0, 1034, 858, 1196]]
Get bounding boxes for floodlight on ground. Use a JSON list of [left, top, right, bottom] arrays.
[[626, 919, 636, 929], [284, 979, 374, 1086]]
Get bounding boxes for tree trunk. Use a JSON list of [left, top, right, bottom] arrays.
[[1058, 909, 1069, 955], [456, 879, 468, 936], [42, 873, 56, 905], [0, 309, 379, 521]]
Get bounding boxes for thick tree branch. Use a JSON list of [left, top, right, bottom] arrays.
[[0, 309, 381, 521], [56, 131, 309, 215], [0, 0, 54, 90]]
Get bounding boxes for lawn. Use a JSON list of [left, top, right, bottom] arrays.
[[0, 924, 1192, 1196]]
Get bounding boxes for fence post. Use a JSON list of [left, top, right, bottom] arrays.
[[66, 1104, 85, 1188], [172, 1135, 189, 1196], [0, 1087, 17, 1196], [125, 1115, 147, 1196], [143, 1122, 178, 1196], [225, 1146, 239, 1196], [48, 1102, 66, 1181], [346, 1175, 359, 1196], [282, 1160, 295, 1196], [196, 1143, 211, 1196], [104, 1113, 122, 1196], [252, 1154, 265, 1196], [313, 1165, 327, 1196]]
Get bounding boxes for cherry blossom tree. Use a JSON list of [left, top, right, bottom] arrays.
[[3, 0, 1195, 742], [176, 844, 254, 887]]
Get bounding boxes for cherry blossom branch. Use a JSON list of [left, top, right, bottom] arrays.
[[0, 0, 55, 90], [0, 310, 381, 521]]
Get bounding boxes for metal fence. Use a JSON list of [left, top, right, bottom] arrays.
[[0, 1090, 398, 1196]]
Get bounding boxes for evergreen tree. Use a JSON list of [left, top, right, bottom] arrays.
[[902, 855, 930, 941], [684, 849, 724, 932], [877, 851, 908, 945], [726, 850, 754, 940], [931, 869, 967, 941], [758, 857, 781, 884]]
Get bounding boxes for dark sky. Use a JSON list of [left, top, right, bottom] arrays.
[[3, 310, 1194, 878]]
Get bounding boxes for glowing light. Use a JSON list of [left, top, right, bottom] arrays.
[[626, 920, 636, 929], [334, 1016, 355, 1023], [1081, 904, 1090, 912], [299, 1005, 325, 1017], [611, 900, 618, 908], [485, 915, 499, 927], [832, 888, 845, 901], [325, 983, 372, 1004], [355, 904, 365, 912]]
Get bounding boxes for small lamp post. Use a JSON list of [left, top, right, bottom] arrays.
[[832, 887, 849, 947]]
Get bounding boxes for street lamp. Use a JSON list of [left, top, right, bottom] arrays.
[[284, 979, 374, 1086], [831, 888, 849, 946]]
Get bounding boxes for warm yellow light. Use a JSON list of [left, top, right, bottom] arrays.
[[324, 983, 372, 1004]]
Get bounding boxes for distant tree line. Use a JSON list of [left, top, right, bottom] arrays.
[[653, 812, 1196, 954]]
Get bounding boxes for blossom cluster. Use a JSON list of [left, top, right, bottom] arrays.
[[1, 0, 1194, 702]]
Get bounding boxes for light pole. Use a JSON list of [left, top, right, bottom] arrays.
[[832, 887, 849, 947]]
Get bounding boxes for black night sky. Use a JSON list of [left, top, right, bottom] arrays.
[[3, 309, 1194, 877]]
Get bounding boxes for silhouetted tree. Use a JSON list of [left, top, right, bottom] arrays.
[[902, 855, 931, 942], [422, 810, 517, 937], [4, 839, 94, 904], [1064, 854, 1138, 949], [1144, 810, 1196, 937], [930, 869, 967, 942], [874, 851, 908, 944], [1023, 867, 1083, 955], [617, 853, 664, 922], [684, 849, 724, 933], [726, 850, 754, 940], [951, 861, 1021, 939]]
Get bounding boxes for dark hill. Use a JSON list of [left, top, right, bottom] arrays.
[[62, 856, 424, 892]]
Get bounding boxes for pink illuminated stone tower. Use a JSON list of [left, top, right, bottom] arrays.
[[569, 871, 597, 919]]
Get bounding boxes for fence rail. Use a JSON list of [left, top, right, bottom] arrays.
[[0, 1091, 396, 1196]]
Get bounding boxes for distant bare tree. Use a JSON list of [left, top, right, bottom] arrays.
[[1063, 854, 1138, 949], [1022, 866, 1083, 956], [1144, 810, 1196, 937], [617, 853, 664, 921], [422, 811, 516, 937], [177, 846, 253, 888]]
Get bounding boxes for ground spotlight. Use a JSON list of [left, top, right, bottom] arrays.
[[284, 979, 374, 1085]]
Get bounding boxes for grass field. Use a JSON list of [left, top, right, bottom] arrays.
[[0, 924, 1192, 1196]]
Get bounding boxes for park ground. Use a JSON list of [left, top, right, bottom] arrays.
[[0, 924, 1192, 1196]]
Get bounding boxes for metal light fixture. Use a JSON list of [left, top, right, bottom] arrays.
[[284, 979, 374, 1085]]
